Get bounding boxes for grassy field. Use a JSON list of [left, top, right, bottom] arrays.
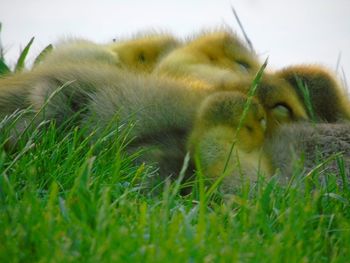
[[0, 34, 350, 263], [0, 117, 350, 263]]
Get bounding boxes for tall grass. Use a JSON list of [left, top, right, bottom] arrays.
[[0, 112, 350, 262]]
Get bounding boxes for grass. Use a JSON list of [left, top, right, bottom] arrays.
[[0, 110, 350, 263], [0, 31, 350, 263]]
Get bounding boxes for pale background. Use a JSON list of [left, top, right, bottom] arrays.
[[0, 0, 349, 86]]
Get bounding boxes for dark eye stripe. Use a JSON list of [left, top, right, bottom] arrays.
[[245, 125, 254, 132], [138, 52, 146, 62]]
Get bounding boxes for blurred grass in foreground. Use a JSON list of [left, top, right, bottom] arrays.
[[0, 111, 349, 262]]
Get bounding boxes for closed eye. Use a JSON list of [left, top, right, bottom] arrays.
[[236, 60, 251, 72], [208, 55, 216, 62], [245, 125, 254, 133], [271, 103, 293, 121], [138, 52, 146, 63]]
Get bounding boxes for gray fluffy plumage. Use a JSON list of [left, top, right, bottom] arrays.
[[265, 122, 350, 183]]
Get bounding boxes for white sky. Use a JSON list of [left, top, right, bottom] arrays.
[[0, 0, 349, 84]]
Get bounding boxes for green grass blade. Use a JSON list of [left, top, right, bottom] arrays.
[[296, 76, 316, 122], [14, 36, 35, 72], [0, 59, 10, 75], [33, 44, 53, 66], [0, 22, 4, 61], [222, 58, 268, 174], [0, 22, 10, 74]]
